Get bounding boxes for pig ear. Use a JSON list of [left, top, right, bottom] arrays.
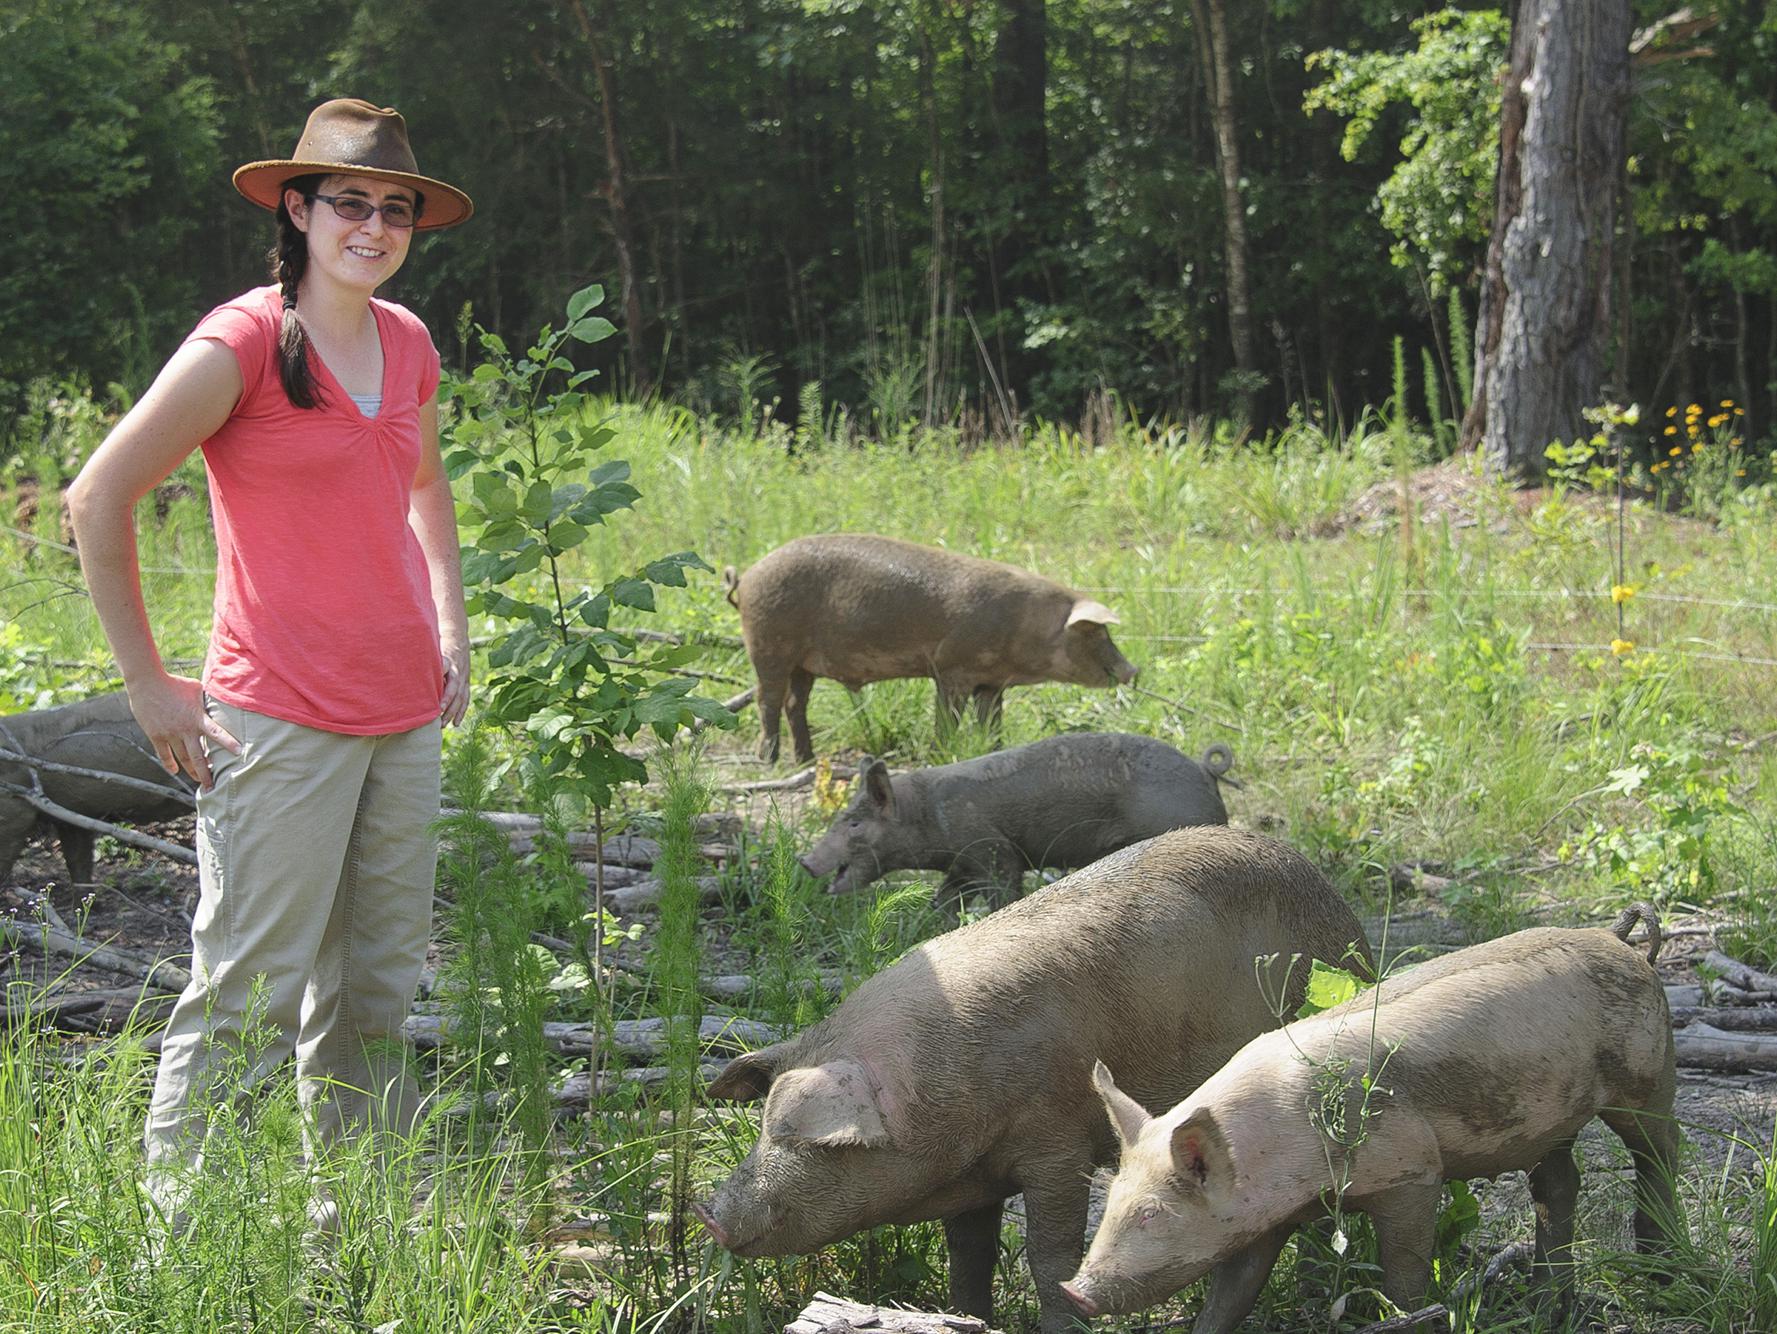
[[1066, 599, 1119, 629], [860, 757, 895, 815], [706, 1046, 784, 1102], [1170, 1107, 1232, 1191], [1092, 1059, 1151, 1149], [765, 1058, 890, 1148]]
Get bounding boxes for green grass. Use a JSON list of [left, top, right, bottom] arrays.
[[3, 391, 1775, 1330]]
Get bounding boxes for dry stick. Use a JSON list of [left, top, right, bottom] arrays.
[[404, 1012, 781, 1059], [1122, 681, 1247, 735], [721, 764, 858, 795], [0, 779, 198, 866], [0, 746, 196, 808], [1, 917, 191, 993], [1349, 1241, 1535, 1334], [592, 804, 605, 1101]]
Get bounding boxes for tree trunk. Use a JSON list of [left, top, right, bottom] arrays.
[[570, 0, 651, 394], [1460, 0, 1631, 478], [1190, 0, 1257, 424]]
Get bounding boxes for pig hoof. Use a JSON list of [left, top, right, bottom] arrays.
[[1059, 1281, 1099, 1318]]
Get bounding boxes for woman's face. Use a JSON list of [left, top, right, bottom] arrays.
[[286, 173, 416, 296]]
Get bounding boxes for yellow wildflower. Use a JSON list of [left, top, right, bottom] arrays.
[[1611, 584, 1636, 604], [1611, 639, 1635, 656], [1708, 413, 1728, 428], [1670, 446, 1682, 456], [1686, 402, 1702, 416], [1720, 399, 1734, 408], [1664, 425, 1678, 436], [1735, 407, 1746, 416], [1665, 405, 1678, 417]]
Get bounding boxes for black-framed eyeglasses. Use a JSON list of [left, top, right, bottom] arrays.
[[311, 192, 419, 229]]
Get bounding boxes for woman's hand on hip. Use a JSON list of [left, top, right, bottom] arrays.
[[127, 673, 241, 790], [440, 638, 470, 727]]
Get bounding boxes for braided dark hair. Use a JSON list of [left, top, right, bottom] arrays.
[[267, 174, 326, 410]]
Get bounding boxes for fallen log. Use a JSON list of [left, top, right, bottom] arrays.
[[1702, 950, 1777, 995], [404, 1012, 782, 1059], [1673, 1023, 1777, 1073], [786, 1290, 998, 1334], [605, 876, 724, 915], [1670, 1006, 1777, 1032], [0, 780, 197, 866], [603, 960, 841, 1002], [1, 917, 191, 993]]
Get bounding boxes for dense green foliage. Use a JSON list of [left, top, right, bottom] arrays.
[[4, 1, 1776, 443]]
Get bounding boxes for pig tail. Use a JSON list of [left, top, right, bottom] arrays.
[[266, 174, 326, 410]]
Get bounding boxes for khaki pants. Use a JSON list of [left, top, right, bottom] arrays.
[[144, 696, 440, 1182]]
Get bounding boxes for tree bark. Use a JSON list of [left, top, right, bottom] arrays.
[[1461, 0, 1631, 478], [569, 0, 652, 393], [1190, 0, 1258, 423]]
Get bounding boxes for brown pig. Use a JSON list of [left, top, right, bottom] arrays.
[[1062, 907, 1684, 1332], [725, 534, 1137, 763], [0, 692, 191, 889], [694, 827, 1375, 1334], [802, 732, 1233, 908]]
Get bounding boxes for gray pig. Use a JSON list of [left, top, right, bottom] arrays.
[[694, 827, 1375, 1334], [1063, 907, 1683, 1331], [725, 533, 1138, 763], [801, 732, 1234, 908], [0, 692, 191, 888]]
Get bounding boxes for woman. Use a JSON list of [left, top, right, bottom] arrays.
[[67, 99, 473, 1227]]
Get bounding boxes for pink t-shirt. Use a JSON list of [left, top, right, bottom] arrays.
[[185, 285, 444, 734]]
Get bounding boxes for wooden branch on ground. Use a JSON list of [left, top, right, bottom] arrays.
[[723, 763, 856, 795], [1350, 1242, 1533, 1333], [603, 958, 841, 1001], [605, 876, 724, 914], [0, 780, 197, 865], [1670, 1006, 1777, 1032], [786, 1290, 998, 1334], [0, 746, 196, 807], [1, 917, 191, 993], [1673, 1023, 1777, 1073], [1702, 950, 1777, 995], [405, 1012, 781, 1059]]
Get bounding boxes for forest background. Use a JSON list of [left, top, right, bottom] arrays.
[[4, 0, 1776, 454]]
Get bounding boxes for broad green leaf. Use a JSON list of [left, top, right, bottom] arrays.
[[610, 577, 655, 611], [1297, 960, 1370, 1018], [566, 285, 605, 320]]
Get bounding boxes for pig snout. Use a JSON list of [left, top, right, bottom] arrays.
[[1112, 658, 1138, 686], [1059, 1280, 1100, 1318], [796, 855, 822, 880], [691, 1202, 732, 1248]]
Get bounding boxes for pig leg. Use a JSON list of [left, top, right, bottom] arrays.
[[1601, 1103, 1685, 1256], [1188, 1224, 1294, 1334], [943, 1199, 1003, 1319], [970, 686, 1005, 734], [55, 820, 96, 887], [1366, 1180, 1441, 1312], [1021, 1168, 1093, 1334], [933, 676, 970, 742], [754, 667, 788, 762], [783, 667, 817, 764], [1526, 1137, 1580, 1315], [0, 801, 33, 885]]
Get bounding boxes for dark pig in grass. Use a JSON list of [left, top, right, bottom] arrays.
[[693, 827, 1375, 1334], [1062, 906, 1684, 1332], [725, 534, 1138, 763], [801, 732, 1234, 909], [0, 692, 191, 889]]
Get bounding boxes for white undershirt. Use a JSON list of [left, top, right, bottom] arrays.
[[349, 391, 382, 419]]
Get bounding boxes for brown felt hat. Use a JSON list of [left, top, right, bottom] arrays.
[[232, 98, 473, 231]]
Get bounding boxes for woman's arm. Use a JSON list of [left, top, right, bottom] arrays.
[[408, 393, 470, 727], [66, 339, 245, 786]]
